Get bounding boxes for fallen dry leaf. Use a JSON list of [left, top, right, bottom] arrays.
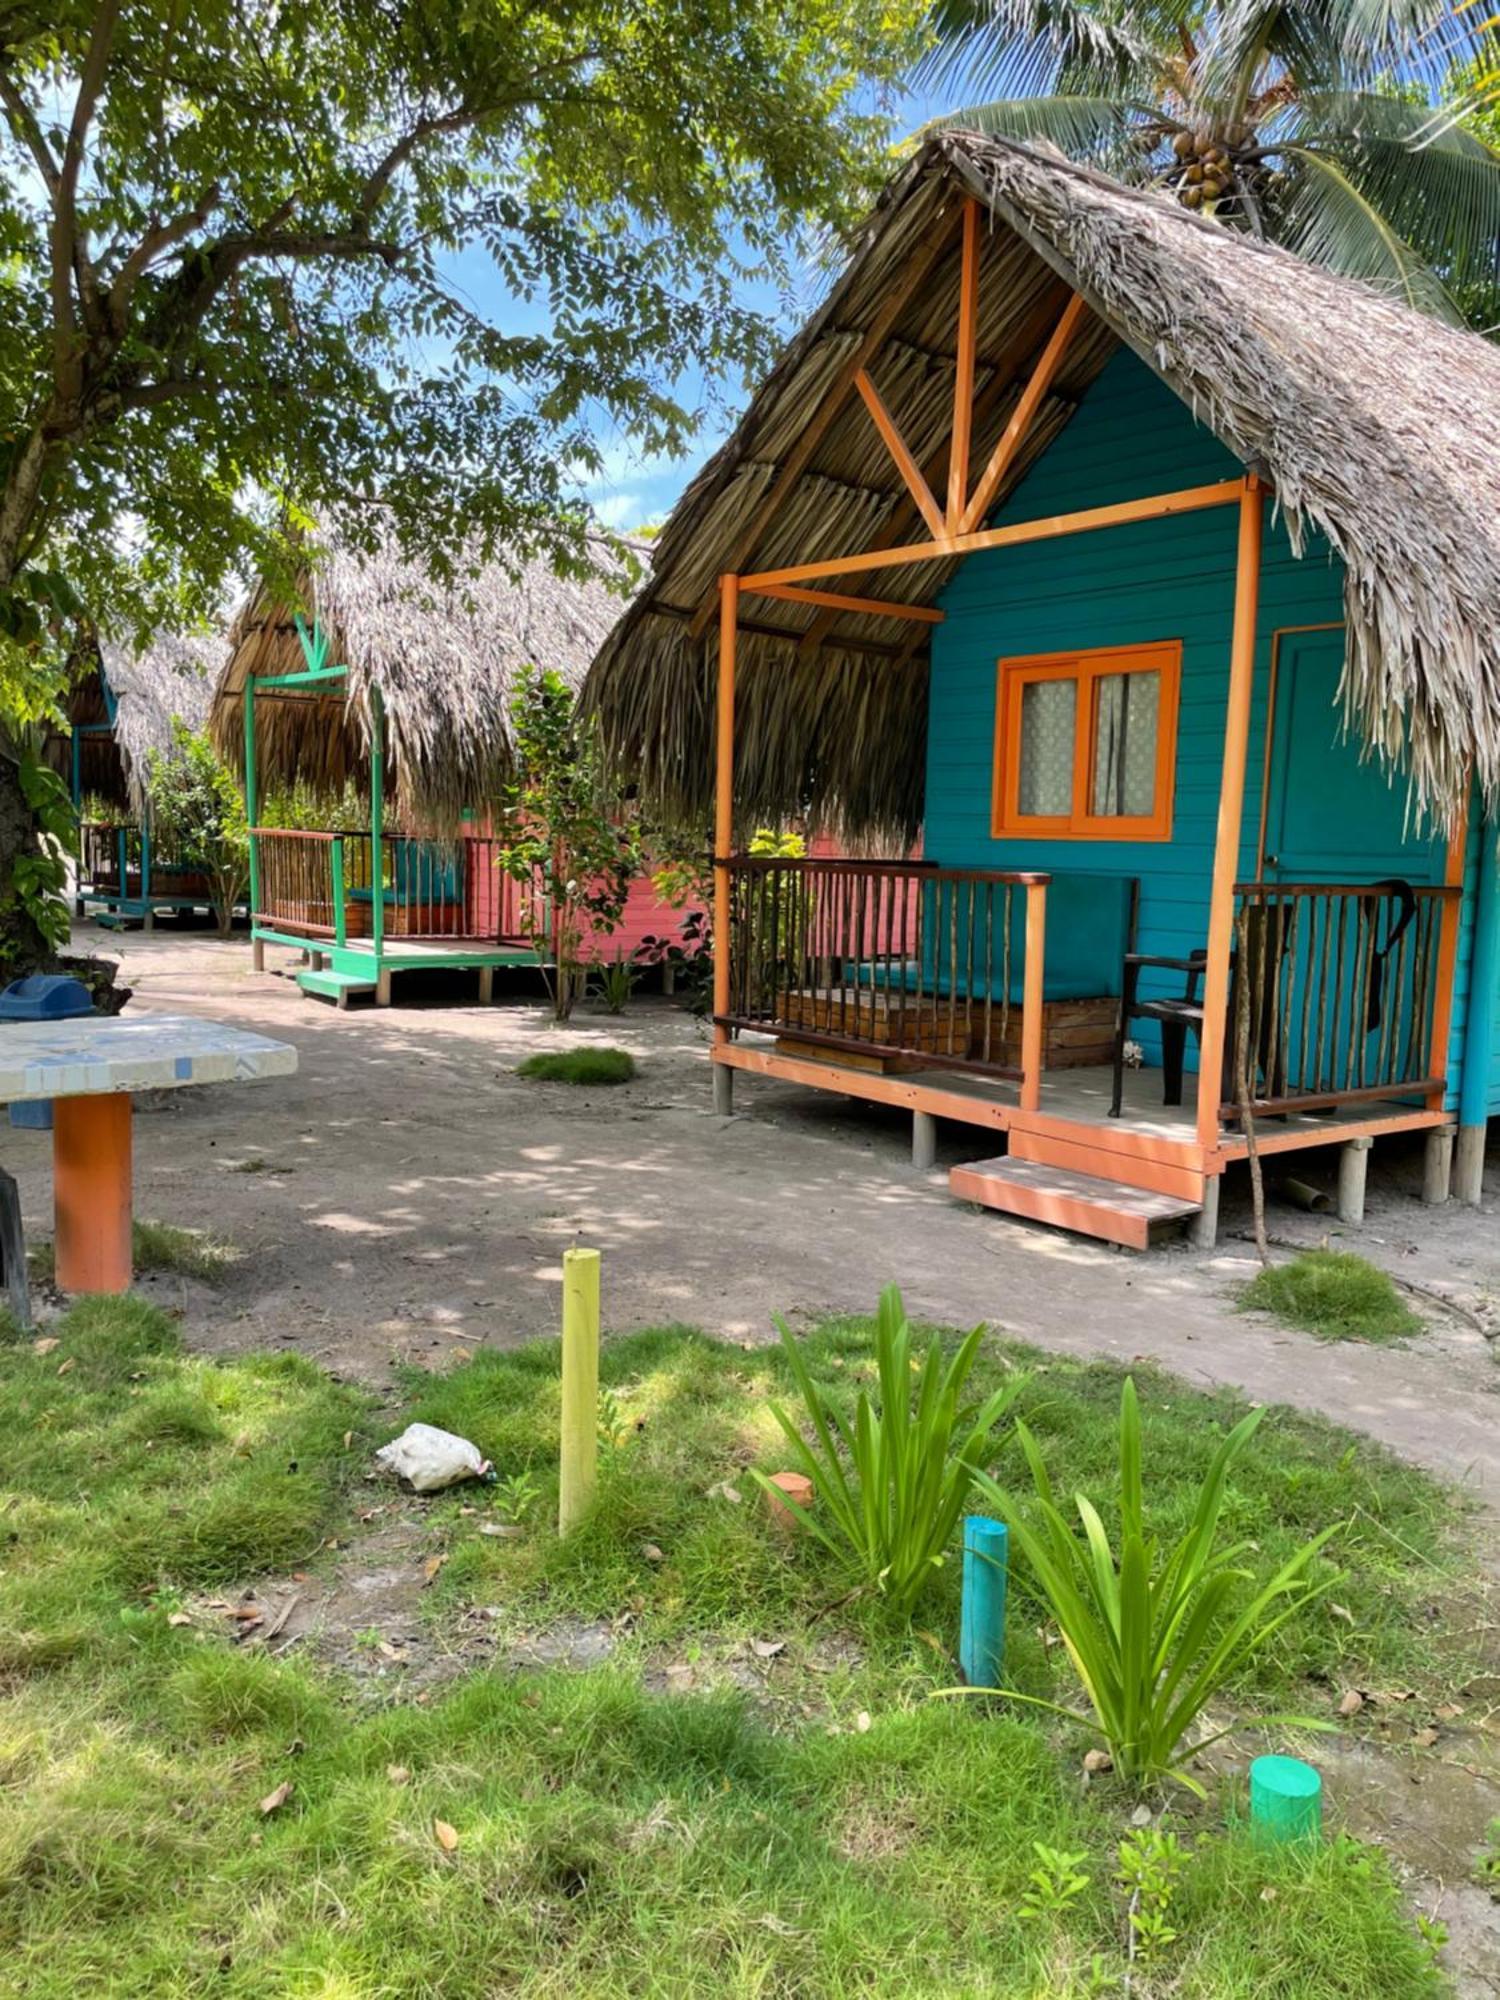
[[343, 1430, 353, 1450], [641, 1543, 664, 1564], [233, 1604, 263, 1622], [167, 1612, 193, 1629], [706, 1481, 742, 1504], [258, 1781, 293, 1816], [230, 1430, 253, 1456], [1328, 1602, 1355, 1625], [479, 1522, 523, 1539], [432, 1818, 459, 1852], [1130, 1803, 1154, 1829], [1337, 1689, 1365, 1717], [386, 1764, 411, 1786], [1436, 1703, 1465, 1722], [854, 1711, 872, 1734], [56, 1357, 74, 1377], [377, 1641, 404, 1662], [422, 1554, 448, 1585], [1413, 1726, 1440, 1748], [1083, 1749, 1113, 1775], [751, 1638, 786, 1661], [31, 1336, 58, 1356]]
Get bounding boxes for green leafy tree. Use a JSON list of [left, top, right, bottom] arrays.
[[0, 0, 926, 963], [498, 667, 640, 1020], [924, 0, 1500, 324], [144, 723, 248, 937]]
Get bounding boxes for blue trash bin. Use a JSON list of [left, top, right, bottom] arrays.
[[0, 976, 96, 1130]]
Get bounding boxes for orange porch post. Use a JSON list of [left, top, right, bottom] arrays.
[[1195, 478, 1265, 1151], [712, 574, 739, 1111], [1020, 879, 1047, 1112], [53, 1092, 133, 1293]]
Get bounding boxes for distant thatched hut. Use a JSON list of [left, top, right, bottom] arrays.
[[48, 630, 222, 925], [584, 130, 1500, 1239], [208, 529, 644, 1006]]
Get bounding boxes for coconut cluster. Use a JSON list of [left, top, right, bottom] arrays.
[[1167, 127, 1248, 210]]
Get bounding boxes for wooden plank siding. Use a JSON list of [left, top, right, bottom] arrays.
[[923, 347, 1457, 1091]]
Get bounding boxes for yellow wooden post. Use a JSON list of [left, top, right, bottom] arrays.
[[559, 1246, 601, 1535]]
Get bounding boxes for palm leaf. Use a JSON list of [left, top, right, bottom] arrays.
[[1275, 141, 1465, 316]]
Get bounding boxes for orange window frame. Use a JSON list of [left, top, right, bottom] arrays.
[[990, 640, 1182, 842]]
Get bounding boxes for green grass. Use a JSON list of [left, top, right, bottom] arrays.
[[516, 1045, 637, 1084], [28, 1219, 239, 1289], [1240, 1250, 1425, 1343], [0, 1296, 1472, 1996]]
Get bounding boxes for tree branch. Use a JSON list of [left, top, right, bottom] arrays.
[[107, 184, 221, 333], [0, 66, 60, 191], [52, 0, 122, 389]]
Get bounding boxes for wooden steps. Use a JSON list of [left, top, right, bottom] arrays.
[[297, 968, 376, 1008], [949, 1155, 1200, 1251]]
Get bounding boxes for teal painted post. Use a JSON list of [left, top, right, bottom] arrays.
[[116, 827, 128, 902], [140, 818, 151, 905], [1456, 815, 1500, 1203], [1249, 1754, 1322, 1844], [369, 687, 385, 965], [244, 675, 260, 922], [960, 1516, 1008, 1687], [332, 836, 347, 948]]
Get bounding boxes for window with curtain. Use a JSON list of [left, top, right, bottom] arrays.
[[992, 642, 1180, 840]]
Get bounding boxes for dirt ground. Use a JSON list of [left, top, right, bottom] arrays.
[[11, 921, 1500, 1990]]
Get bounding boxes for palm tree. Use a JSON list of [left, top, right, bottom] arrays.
[[922, 0, 1500, 325]]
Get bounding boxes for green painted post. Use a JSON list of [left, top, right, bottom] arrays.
[[244, 675, 260, 922], [332, 835, 347, 948], [1249, 1755, 1322, 1844], [369, 686, 385, 965], [140, 818, 151, 905], [959, 1516, 1009, 1687]]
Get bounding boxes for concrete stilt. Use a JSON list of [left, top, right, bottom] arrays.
[[1190, 1172, 1220, 1249], [251, 938, 265, 973], [310, 950, 325, 973], [712, 1060, 734, 1116], [1422, 1123, 1455, 1206], [1454, 1122, 1487, 1207], [375, 968, 393, 1008], [142, 910, 154, 932], [912, 1110, 938, 1171], [1336, 1135, 1372, 1225], [662, 961, 676, 998], [477, 965, 494, 1005]]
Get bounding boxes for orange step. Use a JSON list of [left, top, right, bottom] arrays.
[[950, 1156, 1200, 1252]]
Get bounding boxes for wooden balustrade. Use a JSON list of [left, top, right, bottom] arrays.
[[1224, 880, 1460, 1116], [250, 828, 537, 946], [720, 856, 1049, 1087]]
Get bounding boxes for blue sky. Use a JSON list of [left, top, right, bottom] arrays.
[[439, 78, 947, 534]]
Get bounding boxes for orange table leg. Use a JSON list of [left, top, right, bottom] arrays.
[[52, 1093, 133, 1293]]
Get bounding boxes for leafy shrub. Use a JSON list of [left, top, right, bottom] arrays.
[[1240, 1250, 1422, 1343], [517, 1046, 636, 1084], [752, 1282, 1022, 1620], [973, 1378, 1340, 1791]]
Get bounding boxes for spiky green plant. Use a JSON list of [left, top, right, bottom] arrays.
[[751, 1283, 1023, 1620], [970, 1379, 1341, 1791]]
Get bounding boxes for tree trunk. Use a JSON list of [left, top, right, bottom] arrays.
[[0, 747, 60, 986]]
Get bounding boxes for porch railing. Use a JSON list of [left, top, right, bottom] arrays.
[[249, 828, 542, 948], [719, 855, 1049, 1090], [78, 819, 211, 900], [1225, 880, 1459, 1116]]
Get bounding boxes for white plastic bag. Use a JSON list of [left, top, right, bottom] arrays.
[[374, 1422, 494, 1493]]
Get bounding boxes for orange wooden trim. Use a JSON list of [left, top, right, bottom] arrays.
[[949, 1162, 1164, 1250], [1427, 800, 1469, 1106], [947, 198, 981, 530], [1017, 1108, 1211, 1173], [740, 478, 1246, 592], [1020, 880, 1047, 1112], [1253, 622, 1347, 875], [715, 1041, 1015, 1129], [1195, 480, 1265, 1150], [1007, 1126, 1207, 1203], [687, 205, 965, 638], [746, 582, 944, 625], [959, 292, 1089, 536], [53, 1092, 133, 1294], [854, 368, 947, 541], [713, 575, 738, 1046], [991, 642, 1181, 842], [1214, 1105, 1448, 1160]]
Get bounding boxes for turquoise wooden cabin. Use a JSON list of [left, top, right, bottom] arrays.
[[587, 133, 1500, 1249], [209, 530, 632, 1007]]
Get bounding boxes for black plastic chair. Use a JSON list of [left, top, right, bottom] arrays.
[[1109, 951, 1208, 1117]]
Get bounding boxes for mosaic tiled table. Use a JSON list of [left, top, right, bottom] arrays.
[[0, 1015, 297, 1293]]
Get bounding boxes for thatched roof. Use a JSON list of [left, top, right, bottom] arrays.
[[210, 531, 640, 823], [46, 630, 218, 810], [585, 131, 1500, 840]]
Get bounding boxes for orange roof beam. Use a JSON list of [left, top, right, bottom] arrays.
[[958, 292, 1090, 536], [853, 367, 947, 541], [744, 581, 944, 624]]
